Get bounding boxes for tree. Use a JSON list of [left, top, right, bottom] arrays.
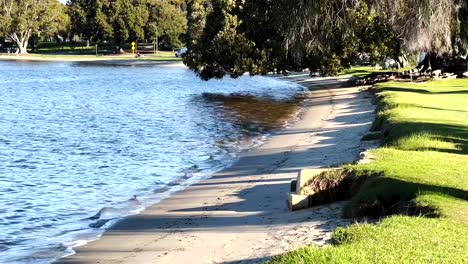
[[68, 0, 147, 51], [67, 0, 114, 45], [0, 0, 67, 54], [453, 2, 468, 55], [184, 0, 287, 80], [66, 0, 92, 44], [186, 0, 211, 48], [104, 0, 148, 52], [67, 0, 187, 52], [185, 0, 466, 79], [373, 0, 462, 54], [146, 0, 187, 50]]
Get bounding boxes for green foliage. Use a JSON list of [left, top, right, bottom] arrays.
[[356, 11, 402, 66], [67, 0, 186, 51], [374, 0, 461, 54], [146, 0, 187, 49], [186, 0, 211, 49], [185, 0, 408, 79], [185, 1, 468, 79], [184, 0, 270, 80], [452, 4, 468, 56], [107, 0, 149, 47], [184, 0, 300, 79], [0, 0, 68, 53]]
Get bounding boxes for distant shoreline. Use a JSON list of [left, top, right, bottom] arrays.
[[0, 54, 185, 67]]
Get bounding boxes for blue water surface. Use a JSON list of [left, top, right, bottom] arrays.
[[0, 61, 300, 263]]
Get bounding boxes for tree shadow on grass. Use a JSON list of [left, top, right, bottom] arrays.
[[376, 86, 468, 95], [370, 85, 468, 154], [383, 122, 468, 154], [418, 106, 468, 113], [346, 176, 468, 219]]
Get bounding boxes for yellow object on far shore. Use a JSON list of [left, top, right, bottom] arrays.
[[131, 41, 136, 56]]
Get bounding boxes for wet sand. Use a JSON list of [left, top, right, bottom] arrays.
[[57, 73, 375, 264]]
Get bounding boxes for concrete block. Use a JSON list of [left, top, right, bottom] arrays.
[[287, 193, 310, 211], [287, 168, 340, 211], [296, 169, 327, 194], [290, 180, 297, 193]]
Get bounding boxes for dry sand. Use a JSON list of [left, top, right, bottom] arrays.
[[0, 54, 185, 67], [57, 73, 375, 264], [0, 54, 102, 62]]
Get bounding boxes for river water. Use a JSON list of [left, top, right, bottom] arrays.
[[0, 61, 303, 263]]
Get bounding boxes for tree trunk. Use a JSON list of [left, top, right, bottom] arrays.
[[10, 31, 31, 55], [17, 39, 28, 54], [31, 35, 38, 52], [395, 55, 407, 69], [417, 53, 431, 72]]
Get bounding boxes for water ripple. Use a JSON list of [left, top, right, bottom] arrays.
[[0, 61, 301, 263]]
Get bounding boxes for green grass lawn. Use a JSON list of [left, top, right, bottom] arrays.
[[341, 66, 413, 77], [341, 66, 384, 77], [9, 42, 181, 61], [271, 79, 468, 263]]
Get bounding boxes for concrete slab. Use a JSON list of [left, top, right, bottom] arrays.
[[296, 169, 327, 194], [288, 193, 310, 211]]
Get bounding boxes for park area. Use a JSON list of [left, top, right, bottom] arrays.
[[272, 78, 468, 263], [1, 0, 468, 263]]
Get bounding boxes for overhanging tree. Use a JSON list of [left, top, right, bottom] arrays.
[[373, 0, 463, 70], [185, 0, 466, 79]]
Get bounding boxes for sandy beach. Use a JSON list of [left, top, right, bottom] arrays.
[[57, 73, 375, 264]]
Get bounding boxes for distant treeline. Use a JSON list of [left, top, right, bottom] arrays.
[[0, 0, 187, 54]]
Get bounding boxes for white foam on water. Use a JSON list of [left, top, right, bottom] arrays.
[[0, 61, 302, 263]]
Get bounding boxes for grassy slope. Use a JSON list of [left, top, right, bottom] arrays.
[[341, 66, 412, 77], [271, 79, 468, 263], [341, 66, 388, 77]]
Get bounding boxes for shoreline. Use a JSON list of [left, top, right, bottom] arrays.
[[0, 54, 185, 67], [57, 74, 375, 264]]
